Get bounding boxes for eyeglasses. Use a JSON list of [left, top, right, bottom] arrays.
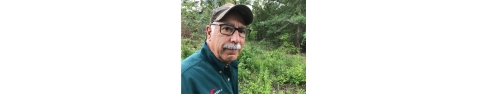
[[210, 23, 248, 38]]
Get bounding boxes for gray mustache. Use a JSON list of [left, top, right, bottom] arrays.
[[223, 43, 241, 50]]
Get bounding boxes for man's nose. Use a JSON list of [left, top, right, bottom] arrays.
[[230, 30, 240, 43]]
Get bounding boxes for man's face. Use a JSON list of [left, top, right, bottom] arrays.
[[206, 11, 246, 64]]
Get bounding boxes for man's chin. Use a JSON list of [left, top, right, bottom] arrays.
[[226, 54, 238, 59], [221, 49, 240, 61], [221, 55, 238, 62]]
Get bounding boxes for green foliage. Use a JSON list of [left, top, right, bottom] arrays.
[[278, 34, 300, 54], [181, 38, 203, 60], [237, 42, 306, 94], [248, 0, 306, 54], [302, 33, 306, 45]]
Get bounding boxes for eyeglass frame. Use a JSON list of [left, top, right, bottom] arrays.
[[210, 23, 249, 38]]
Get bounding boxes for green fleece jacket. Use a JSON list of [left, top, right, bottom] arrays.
[[181, 42, 239, 94]]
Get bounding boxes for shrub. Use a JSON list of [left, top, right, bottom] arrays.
[[237, 44, 306, 94]]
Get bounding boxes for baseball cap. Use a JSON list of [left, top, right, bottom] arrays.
[[210, 3, 254, 26]]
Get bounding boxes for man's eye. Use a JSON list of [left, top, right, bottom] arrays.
[[224, 27, 233, 31], [238, 30, 245, 33], [238, 29, 246, 33]]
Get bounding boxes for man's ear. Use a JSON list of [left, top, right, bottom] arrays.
[[206, 25, 212, 39]]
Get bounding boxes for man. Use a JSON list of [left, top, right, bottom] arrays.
[[181, 3, 254, 94]]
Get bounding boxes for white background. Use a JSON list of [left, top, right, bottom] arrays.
[[1, 0, 479, 94]]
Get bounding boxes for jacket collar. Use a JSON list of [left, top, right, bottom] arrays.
[[200, 42, 239, 71]]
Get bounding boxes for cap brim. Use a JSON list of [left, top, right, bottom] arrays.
[[214, 5, 253, 25]]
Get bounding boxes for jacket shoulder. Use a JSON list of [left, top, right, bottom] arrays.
[[181, 52, 210, 94], [181, 51, 203, 74]]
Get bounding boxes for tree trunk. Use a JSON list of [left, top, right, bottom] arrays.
[[295, 24, 301, 48]]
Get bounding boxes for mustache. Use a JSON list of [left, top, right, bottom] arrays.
[[223, 43, 241, 50]]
